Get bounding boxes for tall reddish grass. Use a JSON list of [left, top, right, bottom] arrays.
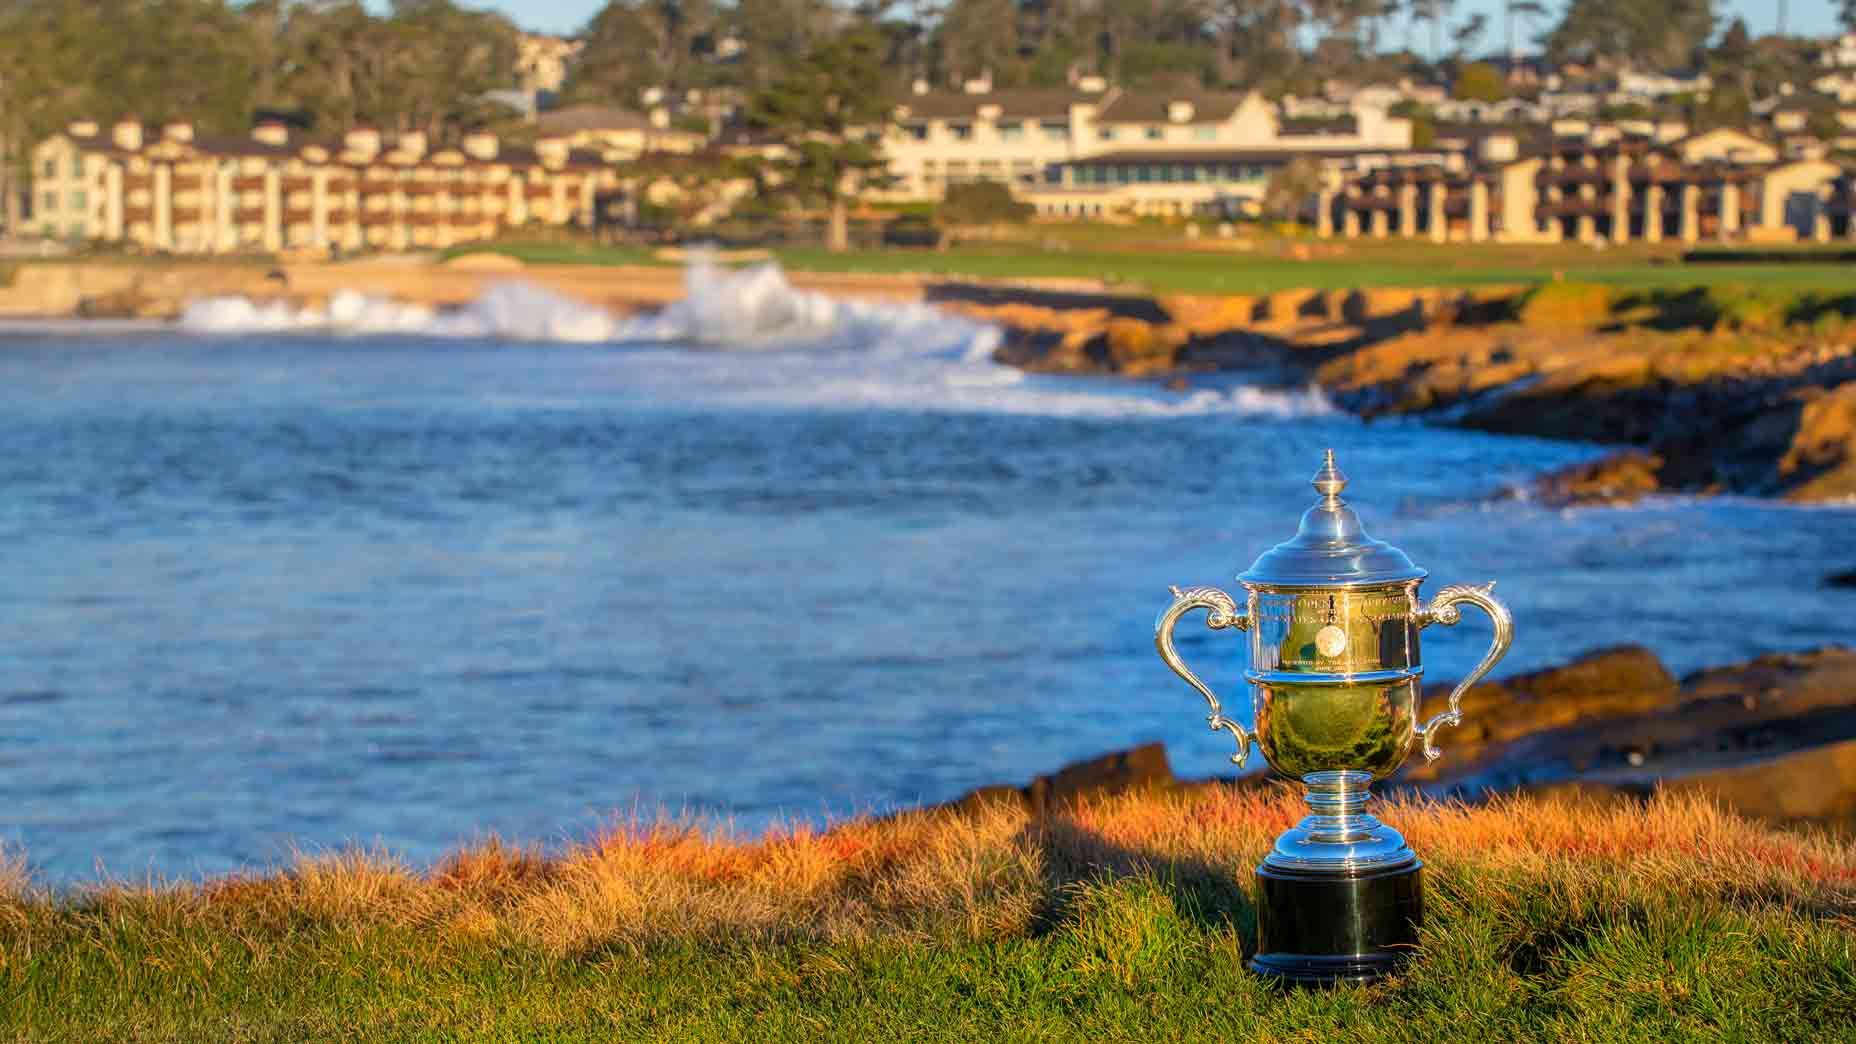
[[4, 786, 1851, 958]]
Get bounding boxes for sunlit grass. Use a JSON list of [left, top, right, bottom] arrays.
[[442, 231, 1856, 296], [3, 787, 1853, 1040]]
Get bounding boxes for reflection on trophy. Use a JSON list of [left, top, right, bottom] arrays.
[[1156, 450, 1513, 985]]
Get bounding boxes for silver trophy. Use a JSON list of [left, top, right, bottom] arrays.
[[1156, 450, 1512, 985]]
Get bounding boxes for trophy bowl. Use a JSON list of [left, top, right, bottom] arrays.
[[1156, 451, 1512, 986]]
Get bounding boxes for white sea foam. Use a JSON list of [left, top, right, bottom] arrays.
[[178, 255, 1337, 420]]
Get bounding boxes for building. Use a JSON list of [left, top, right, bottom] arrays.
[[1318, 133, 1855, 245], [534, 105, 708, 159], [879, 83, 1413, 217], [29, 119, 615, 253]]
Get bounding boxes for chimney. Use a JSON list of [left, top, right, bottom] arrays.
[[161, 121, 194, 143], [396, 130, 427, 159], [537, 137, 569, 169], [344, 127, 382, 160], [68, 119, 100, 138], [252, 121, 289, 147], [112, 120, 144, 151], [462, 131, 499, 161]]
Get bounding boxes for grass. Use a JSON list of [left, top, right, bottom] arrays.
[[437, 225, 1856, 297], [3, 787, 1853, 1041]]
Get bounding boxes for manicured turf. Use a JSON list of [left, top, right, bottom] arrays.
[[443, 231, 1856, 296], [4, 787, 1852, 1041]]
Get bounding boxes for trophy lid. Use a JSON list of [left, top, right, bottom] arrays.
[[1238, 450, 1426, 589]]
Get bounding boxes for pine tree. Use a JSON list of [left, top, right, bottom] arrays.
[[747, 29, 896, 253]]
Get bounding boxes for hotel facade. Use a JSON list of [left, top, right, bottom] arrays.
[[880, 83, 1417, 217], [1320, 128, 1856, 244], [29, 119, 616, 254]]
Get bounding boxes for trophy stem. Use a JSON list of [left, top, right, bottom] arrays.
[[1300, 769, 1374, 844]]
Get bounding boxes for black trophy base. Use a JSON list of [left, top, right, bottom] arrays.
[[1248, 860, 1423, 987]]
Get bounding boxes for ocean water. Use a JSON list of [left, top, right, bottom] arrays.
[[1, 263, 1850, 883]]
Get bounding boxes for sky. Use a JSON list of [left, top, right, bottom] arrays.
[[435, 0, 1843, 42]]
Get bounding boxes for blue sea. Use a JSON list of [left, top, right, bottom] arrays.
[[1, 264, 1850, 882]]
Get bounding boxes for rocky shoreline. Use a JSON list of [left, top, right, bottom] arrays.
[[940, 645, 1856, 833], [946, 281, 1856, 507]]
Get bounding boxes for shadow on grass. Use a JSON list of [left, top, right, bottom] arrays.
[[1012, 812, 1256, 949]]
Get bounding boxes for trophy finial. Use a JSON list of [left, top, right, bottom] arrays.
[[1312, 449, 1347, 500]]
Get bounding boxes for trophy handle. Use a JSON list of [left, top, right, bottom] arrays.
[[1155, 585, 1254, 768], [1414, 582, 1514, 762]]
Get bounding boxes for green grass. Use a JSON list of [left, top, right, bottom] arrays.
[[441, 230, 1856, 297], [3, 788, 1852, 1041], [9, 890, 1851, 1042]]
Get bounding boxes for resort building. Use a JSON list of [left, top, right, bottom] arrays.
[[879, 83, 1414, 217], [1319, 133, 1856, 245], [534, 105, 708, 159], [28, 119, 615, 254]]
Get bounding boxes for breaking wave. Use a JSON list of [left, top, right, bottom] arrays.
[[178, 256, 1335, 420]]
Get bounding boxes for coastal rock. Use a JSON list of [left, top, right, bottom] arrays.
[[1657, 739, 1856, 827], [1396, 645, 1680, 784], [1777, 382, 1856, 501], [1409, 647, 1856, 829], [1103, 317, 1187, 375], [1532, 450, 1666, 507], [1829, 570, 1856, 588], [946, 742, 1177, 816]]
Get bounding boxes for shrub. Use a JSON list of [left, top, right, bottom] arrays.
[[940, 180, 1033, 226], [1518, 281, 1615, 327], [882, 213, 942, 248], [1704, 283, 1796, 332], [1453, 62, 1508, 103]]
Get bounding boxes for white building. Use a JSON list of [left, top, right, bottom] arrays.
[[879, 83, 1413, 216]]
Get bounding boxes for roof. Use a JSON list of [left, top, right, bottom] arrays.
[[1062, 146, 1371, 166], [1094, 91, 1255, 124], [897, 89, 1098, 121], [1280, 116, 1358, 134], [56, 122, 609, 171], [536, 105, 657, 134]]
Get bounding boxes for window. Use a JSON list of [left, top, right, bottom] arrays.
[[903, 123, 928, 141], [41, 159, 55, 178], [1041, 121, 1068, 143], [998, 124, 1025, 143], [1098, 127, 1117, 141], [71, 190, 86, 210], [40, 191, 56, 213], [71, 156, 83, 177], [947, 122, 972, 141], [69, 223, 85, 239], [1145, 125, 1165, 141], [1193, 126, 1218, 142], [1136, 165, 1154, 183]]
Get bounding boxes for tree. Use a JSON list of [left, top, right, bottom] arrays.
[[1410, 0, 1454, 63], [1842, 0, 1856, 33], [1261, 157, 1322, 221], [1452, 12, 1488, 58], [1453, 61, 1507, 102], [1504, 0, 1546, 57], [747, 29, 896, 252], [1545, 0, 1715, 70]]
